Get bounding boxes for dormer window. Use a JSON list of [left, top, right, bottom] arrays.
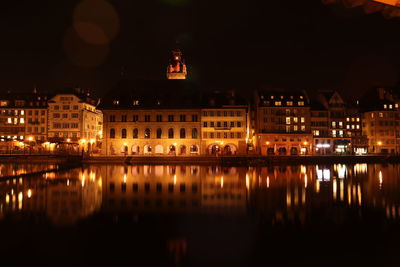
[[113, 100, 119, 105]]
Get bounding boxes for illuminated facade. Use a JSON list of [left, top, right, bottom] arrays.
[[102, 108, 202, 156], [361, 88, 400, 154], [201, 91, 249, 155], [254, 90, 312, 155], [47, 89, 103, 152], [0, 91, 49, 152]]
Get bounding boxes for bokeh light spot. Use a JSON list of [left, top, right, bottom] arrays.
[[73, 0, 120, 45]]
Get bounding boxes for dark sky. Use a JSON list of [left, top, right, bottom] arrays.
[[0, 0, 399, 99]]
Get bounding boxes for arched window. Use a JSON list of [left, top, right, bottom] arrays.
[[156, 128, 162, 139], [144, 128, 151, 139], [180, 128, 186, 139], [121, 128, 127, 139], [110, 128, 115, 139], [168, 128, 174, 139], [192, 128, 198, 139], [133, 128, 138, 139]]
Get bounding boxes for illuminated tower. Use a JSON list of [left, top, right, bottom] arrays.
[[166, 49, 187, 80]]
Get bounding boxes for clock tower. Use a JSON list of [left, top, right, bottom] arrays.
[[166, 49, 187, 80]]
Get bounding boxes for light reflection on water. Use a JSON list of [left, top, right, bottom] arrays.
[[0, 163, 399, 225]]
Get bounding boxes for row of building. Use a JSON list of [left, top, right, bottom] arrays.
[[1, 49, 400, 155]]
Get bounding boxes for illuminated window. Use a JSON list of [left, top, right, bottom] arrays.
[[298, 101, 304, 106], [113, 100, 119, 105], [346, 125, 350, 129], [293, 117, 298, 123], [371, 113, 374, 118], [339, 130, 343, 137], [332, 130, 336, 137], [286, 125, 290, 132], [389, 105, 393, 109], [7, 118, 12, 124], [396, 104, 399, 108], [275, 101, 281, 106], [21, 110, 24, 115], [332, 121, 336, 128], [379, 112, 383, 118], [301, 117, 305, 123], [293, 125, 298, 131], [286, 117, 291, 124], [346, 117, 350, 122], [356, 125, 360, 129], [356, 117, 360, 122], [338, 121, 343, 127], [384, 104, 387, 109], [20, 118, 24, 124], [313, 130, 320, 136], [287, 101, 293, 106], [301, 125, 305, 131], [351, 125, 355, 129]]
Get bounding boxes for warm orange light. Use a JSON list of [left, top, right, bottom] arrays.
[[27, 136, 33, 141], [266, 141, 270, 145], [66, 138, 71, 142], [377, 141, 382, 146], [303, 141, 308, 146]]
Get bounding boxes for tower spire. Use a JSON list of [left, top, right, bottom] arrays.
[[166, 48, 187, 80]]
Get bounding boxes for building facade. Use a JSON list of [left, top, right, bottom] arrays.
[[201, 91, 249, 155], [0, 92, 49, 152], [361, 88, 400, 154], [254, 90, 312, 156], [47, 89, 103, 152], [102, 107, 202, 156]]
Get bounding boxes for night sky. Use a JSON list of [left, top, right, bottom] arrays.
[[0, 0, 399, 99]]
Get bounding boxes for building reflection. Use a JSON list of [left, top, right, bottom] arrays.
[[0, 168, 102, 225], [100, 165, 247, 214], [0, 163, 400, 226]]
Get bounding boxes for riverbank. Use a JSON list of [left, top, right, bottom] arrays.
[[1, 154, 400, 166], [83, 155, 400, 165]]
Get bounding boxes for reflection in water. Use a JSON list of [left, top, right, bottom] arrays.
[[0, 163, 58, 177], [0, 163, 400, 225], [0, 168, 102, 225]]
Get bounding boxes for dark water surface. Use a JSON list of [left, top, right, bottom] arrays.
[[1, 163, 400, 266]]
